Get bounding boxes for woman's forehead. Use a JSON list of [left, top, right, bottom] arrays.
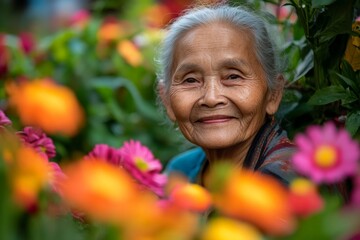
[[171, 22, 258, 71]]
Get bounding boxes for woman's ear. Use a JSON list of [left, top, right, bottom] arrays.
[[265, 75, 285, 116], [157, 81, 176, 122]]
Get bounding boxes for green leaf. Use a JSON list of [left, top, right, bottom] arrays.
[[292, 50, 314, 82], [346, 111, 360, 136], [312, 0, 337, 7], [335, 73, 360, 96], [308, 85, 347, 105], [90, 77, 161, 122]]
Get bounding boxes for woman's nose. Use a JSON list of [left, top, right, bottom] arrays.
[[199, 79, 227, 108]]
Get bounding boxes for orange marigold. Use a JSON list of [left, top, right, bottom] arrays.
[[169, 183, 212, 212], [59, 159, 140, 223], [208, 165, 295, 236], [7, 79, 84, 137]]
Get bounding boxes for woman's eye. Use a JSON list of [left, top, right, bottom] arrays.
[[227, 74, 241, 80], [183, 78, 198, 83]]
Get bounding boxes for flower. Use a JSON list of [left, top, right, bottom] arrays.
[[288, 178, 324, 217], [118, 140, 167, 197], [142, 4, 172, 28], [86, 144, 121, 165], [350, 172, 360, 207], [59, 159, 139, 223], [208, 164, 295, 236], [265, 1, 297, 23], [6, 79, 84, 137], [97, 18, 125, 42], [117, 40, 143, 67], [9, 146, 51, 209], [292, 121, 360, 183], [123, 197, 200, 240], [0, 34, 9, 77], [48, 161, 66, 194], [17, 126, 56, 159], [201, 217, 263, 240], [19, 32, 35, 54], [169, 183, 212, 212], [69, 9, 90, 29], [0, 109, 11, 126]]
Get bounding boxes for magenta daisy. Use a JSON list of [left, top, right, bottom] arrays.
[[86, 144, 121, 165], [0, 109, 11, 126], [292, 121, 360, 184], [17, 126, 56, 159], [118, 140, 167, 197]]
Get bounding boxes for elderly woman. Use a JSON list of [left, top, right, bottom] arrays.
[[157, 4, 297, 187]]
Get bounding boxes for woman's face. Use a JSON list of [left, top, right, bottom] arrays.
[[163, 22, 281, 149]]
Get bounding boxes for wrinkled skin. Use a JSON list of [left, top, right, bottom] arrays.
[[160, 22, 283, 166]]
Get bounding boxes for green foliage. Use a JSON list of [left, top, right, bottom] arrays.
[[279, 0, 359, 140]]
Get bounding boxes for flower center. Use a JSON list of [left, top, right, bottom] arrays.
[[314, 145, 338, 168], [135, 157, 148, 172]]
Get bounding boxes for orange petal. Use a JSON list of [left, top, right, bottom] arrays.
[[7, 79, 84, 137], [170, 183, 212, 212], [117, 40, 143, 67], [210, 167, 295, 236]]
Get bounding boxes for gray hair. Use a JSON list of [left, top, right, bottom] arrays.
[[156, 4, 283, 93]]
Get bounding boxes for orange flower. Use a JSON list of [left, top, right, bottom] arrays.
[[10, 146, 50, 209], [169, 183, 212, 212], [117, 40, 143, 67], [143, 4, 172, 28], [59, 159, 139, 223], [124, 198, 200, 240], [201, 217, 263, 240], [208, 165, 295, 236], [288, 178, 324, 217], [7, 79, 84, 137], [97, 18, 125, 42]]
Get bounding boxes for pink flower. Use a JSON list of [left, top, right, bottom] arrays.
[[292, 122, 360, 184], [0, 34, 9, 77], [118, 140, 167, 197], [17, 126, 56, 159], [0, 109, 11, 126], [350, 173, 360, 207], [265, 1, 297, 23], [48, 161, 67, 194], [19, 32, 35, 54], [69, 9, 90, 29], [86, 144, 121, 165]]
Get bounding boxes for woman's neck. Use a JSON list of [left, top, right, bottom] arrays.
[[203, 135, 255, 169]]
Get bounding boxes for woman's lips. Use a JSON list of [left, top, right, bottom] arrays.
[[196, 115, 235, 124]]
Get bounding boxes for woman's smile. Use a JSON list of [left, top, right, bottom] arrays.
[[195, 115, 236, 124]]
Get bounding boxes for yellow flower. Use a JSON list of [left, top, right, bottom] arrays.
[[201, 217, 262, 240], [10, 146, 50, 208], [117, 40, 143, 67], [7, 79, 84, 137]]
